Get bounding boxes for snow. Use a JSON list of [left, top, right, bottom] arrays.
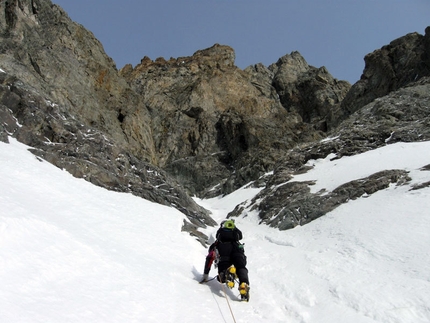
[[1, 137, 430, 323], [291, 142, 430, 194]]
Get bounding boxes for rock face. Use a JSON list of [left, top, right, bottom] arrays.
[[340, 27, 430, 119], [1, 0, 156, 163], [1, 0, 430, 239], [122, 45, 351, 197], [270, 51, 351, 131]]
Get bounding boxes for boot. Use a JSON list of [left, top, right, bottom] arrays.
[[199, 274, 209, 283], [225, 266, 237, 288], [239, 282, 250, 301]]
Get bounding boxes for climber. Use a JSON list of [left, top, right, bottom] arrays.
[[200, 219, 250, 299]]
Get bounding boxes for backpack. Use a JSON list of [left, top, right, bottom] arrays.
[[216, 220, 242, 243]]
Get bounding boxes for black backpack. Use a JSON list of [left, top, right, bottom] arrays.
[[216, 224, 243, 243]]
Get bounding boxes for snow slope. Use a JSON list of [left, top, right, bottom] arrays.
[[1, 138, 430, 323]]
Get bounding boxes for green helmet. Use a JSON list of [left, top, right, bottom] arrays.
[[223, 219, 235, 230]]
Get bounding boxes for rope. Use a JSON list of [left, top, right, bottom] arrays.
[[218, 274, 238, 323]]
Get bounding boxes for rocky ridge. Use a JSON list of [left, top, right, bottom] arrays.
[[1, 0, 430, 241]]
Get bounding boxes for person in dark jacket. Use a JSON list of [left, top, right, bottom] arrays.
[[200, 219, 250, 298]]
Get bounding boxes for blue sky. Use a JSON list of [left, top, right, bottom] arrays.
[[52, 0, 429, 83]]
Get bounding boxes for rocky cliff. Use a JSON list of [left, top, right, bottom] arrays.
[[1, 0, 429, 241], [120, 44, 350, 198]]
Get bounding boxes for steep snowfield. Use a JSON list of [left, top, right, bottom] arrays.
[[1, 138, 429, 323]]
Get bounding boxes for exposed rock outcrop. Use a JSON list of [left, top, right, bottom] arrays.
[[270, 51, 351, 131], [229, 76, 430, 229], [340, 27, 430, 119], [0, 0, 156, 163], [122, 45, 351, 197], [236, 169, 411, 230]]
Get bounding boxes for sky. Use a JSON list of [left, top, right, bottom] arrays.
[[51, 0, 430, 84], [1, 136, 430, 322]]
